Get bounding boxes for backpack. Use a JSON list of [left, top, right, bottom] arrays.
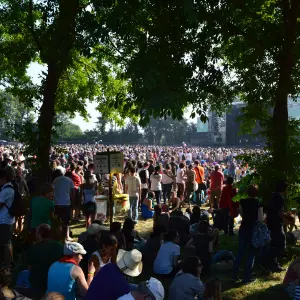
[[252, 221, 271, 248], [139, 170, 147, 185], [3, 182, 26, 217]]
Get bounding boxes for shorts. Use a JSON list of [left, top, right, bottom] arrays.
[[177, 183, 185, 196], [72, 189, 82, 207], [82, 202, 97, 217], [0, 224, 13, 246], [54, 205, 71, 226]]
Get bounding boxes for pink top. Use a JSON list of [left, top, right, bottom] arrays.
[[210, 170, 224, 190]]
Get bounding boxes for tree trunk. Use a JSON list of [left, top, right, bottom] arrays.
[[272, 0, 300, 178], [37, 65, 60, 185]]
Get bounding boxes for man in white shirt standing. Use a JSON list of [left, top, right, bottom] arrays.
[[52, 169, 75, 241], [125, 167, 141, 222], [0, 169, 15, 267]]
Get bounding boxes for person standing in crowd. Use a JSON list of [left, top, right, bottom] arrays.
[[81, 172, 97, 229], [169, 256, 204, 300], [52, 169, 75, 241], [125, 168, 141, 222], [30, 183, 54, 238], [47, 242, 93, 300], [70, 163, 82, 222], [185, 164, 196, 204], [176, 163, 186, 202], [0, 169, 15, 268], [219, 177, 236, 236], [162, 164, 174, 204], [194, 160, 205, 205], [148, 160, 155, 180], [210, 165, 224, 209], [138, 162, 149, 205], [150, 166, 163, 205], [267, 180, 288, 272], [232, 185, 264, 284]]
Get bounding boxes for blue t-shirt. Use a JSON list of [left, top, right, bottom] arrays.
[[85, 263, 130, 300], [153, 242, 180, 274]]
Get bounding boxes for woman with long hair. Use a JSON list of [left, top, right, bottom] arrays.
[[150, 166, 162, 205]]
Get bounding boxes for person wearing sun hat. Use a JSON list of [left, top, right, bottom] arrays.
[[85, 249, 143, 300], [47, 242, 94, 300], [117, 277, 165, 300]]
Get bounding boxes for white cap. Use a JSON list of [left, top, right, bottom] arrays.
[[64, 242, 86, 256], [140, 277, 165, 300]]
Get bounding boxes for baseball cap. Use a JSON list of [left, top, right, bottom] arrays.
[[64, 242, 86, 256], [138, 277, 165, 300], [87, 223, 108, 236]]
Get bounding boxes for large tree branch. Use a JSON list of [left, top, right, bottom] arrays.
[[28, 0, 44, 59]]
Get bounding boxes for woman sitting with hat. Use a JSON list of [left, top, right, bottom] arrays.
[[85, 249, 143, 300], [47, 242, 94, 300]]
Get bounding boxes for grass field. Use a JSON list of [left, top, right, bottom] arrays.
[[70, 215, 297, 300]]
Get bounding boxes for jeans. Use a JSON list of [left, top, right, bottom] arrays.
[[162, 184, 172, 204], [154, 190, 162, 205], [221, 208, 234, 235], [128, 196, 139, 221], [232, 227, 255, 281]]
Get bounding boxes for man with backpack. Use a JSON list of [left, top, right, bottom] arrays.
[[0, 169, 15, 267]]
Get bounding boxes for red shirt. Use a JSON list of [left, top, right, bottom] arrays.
[[210, 170, 224, 190], [71, 172, 82, 190], [219, 184, 236, 209]]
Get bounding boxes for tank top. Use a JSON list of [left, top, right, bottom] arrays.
[[91, 251, 111, 269], [47, 262, 76, 300], [83, 187, 96, 204]]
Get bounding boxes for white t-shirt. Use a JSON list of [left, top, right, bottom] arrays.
[[0, 183, 15, 225], [186, 153, 192, 161], [176, 168, 185, 184], [162, 171, 173, 185], [117, 293, 134, 300], [150, 173, 162, 191], [153, 241, 180, 274], [53, 176, 75, 206], [125, 175, 141, 197]]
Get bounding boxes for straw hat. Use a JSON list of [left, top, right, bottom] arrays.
[[117, 249, 143, 277]]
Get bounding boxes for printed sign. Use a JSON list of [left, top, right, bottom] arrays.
[[94, 154, 109, 174], [109, 152, 124, 174]]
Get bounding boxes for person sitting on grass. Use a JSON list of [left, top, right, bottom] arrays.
[[0, 267, 30, 300], [117, 277, 165, 300], [89, 234, 118, 274], [141, 192, 155, 219], [153, 205, 169, 232], [142, 225, 166, 268], [122, 218, 145, 251], [168, 191, 181, 213], [17, 224, 64, 298], [283, 258, 300, 299], [42, 292, 65, 300], [47, 242, 94, 300], [186, 221, 214, 277], [153, 230, 180, 276], [110, 222, 126, 250], [85, 249, 143, 300], [169, 256, 204, 300]]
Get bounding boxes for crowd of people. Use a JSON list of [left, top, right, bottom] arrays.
[[0, 143, 298, 299]]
